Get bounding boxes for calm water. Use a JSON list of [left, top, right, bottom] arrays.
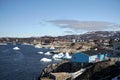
[[0, 43, 61, 80]]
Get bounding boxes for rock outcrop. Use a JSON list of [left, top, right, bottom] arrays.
[[40, 60, 120, 80], [75, 60, 120, 80]]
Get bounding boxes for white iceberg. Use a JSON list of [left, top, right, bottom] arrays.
[[13, 47, 20, 50], [40, 58, 52, 62], [52, 52, 64, 59], [37, 51, 44, 54], [34, 44, 41, 48], [44, 52, 51, 55], [63, 52, 72, 59], [58, 52, 64, 57], [52, 54, 59, 59], [50, 46, 55, 49], [22, 43, 31, 45]]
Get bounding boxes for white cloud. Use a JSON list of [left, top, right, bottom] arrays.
[[48, 20, 120, 31]]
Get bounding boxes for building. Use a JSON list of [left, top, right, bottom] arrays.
[[98, 54, 105, 61], [71, 52, 98, 63], [71, 49, 112, 63]]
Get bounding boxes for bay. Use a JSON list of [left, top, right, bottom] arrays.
[[0, 43, 61, 80]]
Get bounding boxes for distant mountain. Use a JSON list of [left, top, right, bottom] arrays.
[[0, 31, 120, 43], [60, 31, 120, 41]]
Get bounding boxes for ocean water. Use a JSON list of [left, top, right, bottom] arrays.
[[0, 43, 61, 80]]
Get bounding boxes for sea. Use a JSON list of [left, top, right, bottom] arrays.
[[0, 43, 62, 80]]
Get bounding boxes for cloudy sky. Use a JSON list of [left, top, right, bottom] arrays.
[[0, 0, 120, 37]]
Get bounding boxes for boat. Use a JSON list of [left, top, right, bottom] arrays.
[[40, 58, 52, 62], [13, 47, 20, 50]]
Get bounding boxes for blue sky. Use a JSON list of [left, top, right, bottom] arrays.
[[0, 0, 120, 37]]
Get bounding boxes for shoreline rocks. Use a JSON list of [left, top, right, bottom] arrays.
[[39, 60, 120, 80]]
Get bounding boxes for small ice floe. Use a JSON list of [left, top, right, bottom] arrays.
[[44, 52, 51, 55], [40, 58, 52, 62], [22, 43, 31, 45], [63, 52, 72, 59], [34, 44, 41, 48], [50, 46, 55, 49], [13, 47, 20, 50], [52, 52, 64, 60], [0, 43, 7, 45], [37, 51, 44, 54]]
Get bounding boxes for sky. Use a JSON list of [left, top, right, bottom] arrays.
[[0, 0, 120, 37]]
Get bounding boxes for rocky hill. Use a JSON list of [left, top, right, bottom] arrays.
[[59, 31, 120, 41], [39, 60, 120, 80], [0, 31, 120, 43]]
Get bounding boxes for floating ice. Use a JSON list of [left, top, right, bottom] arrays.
[[63, 52, 72, 59], [40, 58, 52, 62], [13, 47, 20, 50], [22, 43, 31, 45], [34, 45, 41, 48], [37, 51, 44, 54], [44, 52, 51, 55], [50, 46, 55, 49], [52, 52, 64, 59]]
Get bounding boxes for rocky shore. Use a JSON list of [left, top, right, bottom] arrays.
[[39, 60, 120, 80]]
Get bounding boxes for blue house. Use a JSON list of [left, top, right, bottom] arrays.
[[71, 52, 98, 63], [97, 54, 105, 61], [71, 49, 111, 63]]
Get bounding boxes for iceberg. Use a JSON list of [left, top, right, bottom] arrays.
[[63, 52, 72, 59], [13, 47, 20, 50], [52, 54, 59, 59], [50, 46, 55, 49], [44, 52, 51, 55], [37, 51, 44, 54], [52, 52, 64, 59], [34, 44, 41, 48], [40, 58, 52, 62], [22, 43, 31, 45]]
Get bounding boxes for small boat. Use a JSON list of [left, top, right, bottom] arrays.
[[37, 51, 44, 54], [13, 47, 20, 50], [44, 52, 51, 55], [40, 58, 52, 62]]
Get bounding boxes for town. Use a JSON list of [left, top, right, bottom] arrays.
[[0, 31, 120, 80]]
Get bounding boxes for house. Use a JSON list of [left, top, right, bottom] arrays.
[[98, 54, 105, 61], [71, 49, 112, 63], [71, 52, 98, 63]]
